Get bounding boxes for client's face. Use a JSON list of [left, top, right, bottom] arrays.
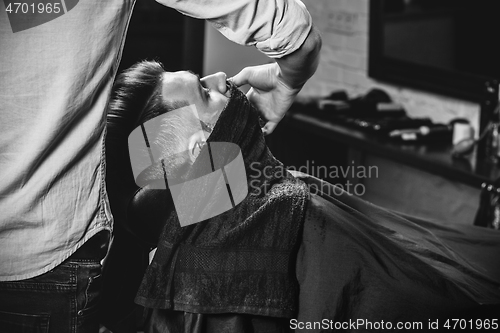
[[140, 71, 232, 185], [161, 71, 231, 127]]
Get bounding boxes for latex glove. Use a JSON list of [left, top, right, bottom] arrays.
[[230, 62, 300, 135]]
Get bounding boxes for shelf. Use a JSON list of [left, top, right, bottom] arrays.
[[287, 108, 500, 188]]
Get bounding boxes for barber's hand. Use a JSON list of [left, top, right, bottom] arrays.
[[230, 63, 301, 135]]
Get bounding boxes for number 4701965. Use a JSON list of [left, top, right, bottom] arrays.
[[444, 319, 498, 330], [5, 2, 61, 14]]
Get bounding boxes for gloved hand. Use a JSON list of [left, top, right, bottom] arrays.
[[230, 62, 300, 135], [231, 26, 321, 135]]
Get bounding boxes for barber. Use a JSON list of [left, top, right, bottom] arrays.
[[0, 1, 321, 332]]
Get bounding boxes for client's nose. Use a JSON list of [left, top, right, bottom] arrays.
[[201, 72, 228, 95]]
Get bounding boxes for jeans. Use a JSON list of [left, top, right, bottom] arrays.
[[0, 258, 103, 333]]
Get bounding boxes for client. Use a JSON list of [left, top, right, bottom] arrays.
[[105, 60, 500, 332]]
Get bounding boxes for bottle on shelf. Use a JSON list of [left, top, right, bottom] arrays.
[[484, 103, 500, 164]]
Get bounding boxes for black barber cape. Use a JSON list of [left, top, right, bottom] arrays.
[[105, 84, 500, 332], [134, 84, 309, 317], [293, 173, 500, 327]]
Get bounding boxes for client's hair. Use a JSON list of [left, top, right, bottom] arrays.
[[107, 60, 203, 185], [107, 60, 189, 137]]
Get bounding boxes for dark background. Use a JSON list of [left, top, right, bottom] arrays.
[[117, 0, 205, 75]]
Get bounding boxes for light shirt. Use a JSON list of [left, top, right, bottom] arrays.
[[0, 0, 312, 281], [156, 0, 312, 58]]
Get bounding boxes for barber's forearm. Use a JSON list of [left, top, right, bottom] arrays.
[[276, 26, 322, 90]]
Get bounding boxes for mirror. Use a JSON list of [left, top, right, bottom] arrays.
[[369, 0, 499, 103]]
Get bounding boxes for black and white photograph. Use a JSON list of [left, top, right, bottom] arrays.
[[1, 0, 499, 332]]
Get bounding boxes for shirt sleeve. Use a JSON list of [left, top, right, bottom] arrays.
[[155, 0, 312, 58]]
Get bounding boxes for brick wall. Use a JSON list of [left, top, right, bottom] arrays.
[[299, 0, 480, 134]]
